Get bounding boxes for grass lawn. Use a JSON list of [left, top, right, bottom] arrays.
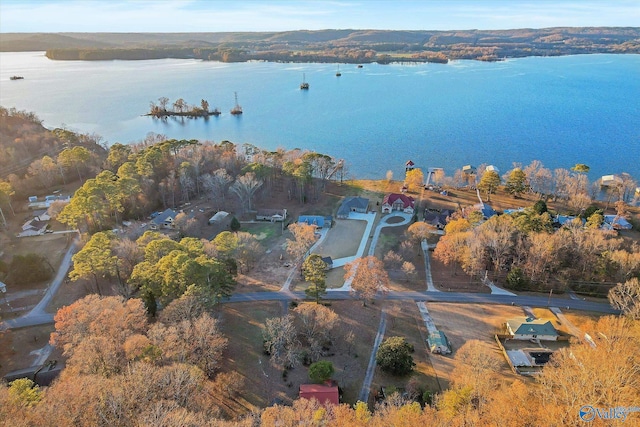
[[218, 301, 287, 412], [425, 303, 524, 390], [0, 324, 59, 378], [241, 222, 283, 247], [559, 310, 605, 334], [312, 219, 366, 260]]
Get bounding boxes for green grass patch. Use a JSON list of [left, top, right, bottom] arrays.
[[241, 222, 282, 245]]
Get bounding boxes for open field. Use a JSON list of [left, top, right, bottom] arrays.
[[0, 234, 73, 318], [46, 271, 91, 314], [217, 300, 382, 414], [560, 311, 605, 334], [370, 301, 440, 402], [0, 324, 60, 378], [425, 303, 524, 389]]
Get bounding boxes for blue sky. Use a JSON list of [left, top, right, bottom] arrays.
[[1, 1, 638, 33]]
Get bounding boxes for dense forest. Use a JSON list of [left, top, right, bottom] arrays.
[[1, 27, 639, 62]]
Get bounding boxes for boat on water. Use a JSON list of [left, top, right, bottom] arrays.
[[336, 65, 341, 77], [10, 75, 24, 80], [230, 92, 242, 115], [300, 73, 309, 90], [357, 64, 363, 68]]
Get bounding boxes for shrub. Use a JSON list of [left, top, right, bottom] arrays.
[[376, 336, 415, 376], [506, 267, 529, 291], [308, 360, 334, 383]]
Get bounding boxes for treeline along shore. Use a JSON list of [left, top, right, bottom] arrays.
[[1, 27, 638, 63]]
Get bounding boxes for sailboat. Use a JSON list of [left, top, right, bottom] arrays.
[[336, 65, 341, 77], [300, 73, 309, 90], [230, 92, 243, 115]]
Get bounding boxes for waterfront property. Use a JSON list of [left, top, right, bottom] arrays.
[[381, 193, 415, 214], [336, 197, 369, 219]]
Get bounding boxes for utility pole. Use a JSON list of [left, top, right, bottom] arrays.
[[0, 207, 6, 229]]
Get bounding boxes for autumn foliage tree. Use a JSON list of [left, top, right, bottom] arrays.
[[50, 295, 148, 376], [286, 222, 317, 261], [345, 256, 389, 306]]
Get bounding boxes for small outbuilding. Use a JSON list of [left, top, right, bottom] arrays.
[[462, 165, 476, 174], [427, 331, 452, 354], [600, 174, 623, 187], [321, 256, 334, 269], [299, 381, 339, 406], [209, 211, 230, 225], [256, 209, 287, 222]]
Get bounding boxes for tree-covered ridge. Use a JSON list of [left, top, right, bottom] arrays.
[[1, 27, 637, 62], [0, 107, 106, 180]]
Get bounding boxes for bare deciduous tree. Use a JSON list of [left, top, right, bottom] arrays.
[[230, 172, 263, 212], [262, 315, 300, 368], [201, 168, 232, 209], [608, 278, 640, 320], [293, 303, 338, 346]]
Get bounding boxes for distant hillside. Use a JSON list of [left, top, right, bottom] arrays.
[[1, 28, 638, 62]]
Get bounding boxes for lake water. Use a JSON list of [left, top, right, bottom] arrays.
[[1, 52, 639, 181]]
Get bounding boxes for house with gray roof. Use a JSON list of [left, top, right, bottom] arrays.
[[298, 215, 332, 229], [337, 197, 369, 219], [150, 208, 178, 229], [506, 317, 558, 341], [603, 215, 632, 231]]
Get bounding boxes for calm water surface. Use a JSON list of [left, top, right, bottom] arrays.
[[1, 52, 638, 181]]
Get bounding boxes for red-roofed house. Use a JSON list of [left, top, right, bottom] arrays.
[[299, 382, 339, 405], [381, 193, 415, 214], [405, 160, 415, 172]]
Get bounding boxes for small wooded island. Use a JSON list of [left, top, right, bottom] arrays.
[[147, 97, 220, 119]]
